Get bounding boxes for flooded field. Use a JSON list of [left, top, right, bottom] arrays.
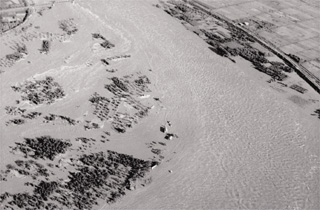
[[0, 0, 319, 209], [80, 0, 319, 209]]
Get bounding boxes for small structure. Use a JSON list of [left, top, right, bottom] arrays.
[[160, 125, 167, 133], [1, 12, 26, 23], [165, 133, 174, 140], [15, 12, 26, 20], [290, 84, 307, 94], [2, 15, 17, 23], [151, 161, 159, 170]]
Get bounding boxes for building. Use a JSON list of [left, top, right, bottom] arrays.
[[1, 12, 26, 23]]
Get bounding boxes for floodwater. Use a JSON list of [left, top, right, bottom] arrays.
[[72, 0, 320, 209]]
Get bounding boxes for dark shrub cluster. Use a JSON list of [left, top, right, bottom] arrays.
[[43, 114, 77, 125], [5, 107, 42, 119], [0, 151, 154, 210], [105, 54, 131, 61], [105, 74, 151, 96], [100, 40, 115, 49], [106, 68, 117, 73], [253, 62, 288, 81], [92, 33, 106, 40], [1, 43, 27, 70], [102, 74, 151, 132], [5, 118, 25, 126], [134, 75, 151, 92], [84, 121, 100, 130], [151, 148, 162, 155], [13, 136, 72, 160], [5, 107, 42, 126], [92, 33, 114, 49], [270, 61, 293, 73], [89, 92, 112, 121], [15, 43, 28, 55], [1, 160, 50, 182], [1, 192, 60, 209], [111, 112, 135, 133], [22, 111, 42, 119], [314, 109, 320, 119], [11, 76, 65, 105], [75, 137, 96, 144], [6, 52, 23, 61], [7, 193, 45, 209], [110, 77, 129, 92], [34, 181, 59, 200], [101, 58, 109, 65], [40, 40, 50, 54], [56, 151, 153, 209], [58, 18, 78, 35], [5, 106, 26, 115]]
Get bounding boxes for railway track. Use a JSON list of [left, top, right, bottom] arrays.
[[188, 0, 320, 94]]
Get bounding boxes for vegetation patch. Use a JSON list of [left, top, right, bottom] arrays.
[[12, 136, 72, 160], [5, 118, 26, 126], [313, 109, 320, 119], [58, 18, 78, 35], [43, 113, 77, 125], [92, 33, 115, 49], [11, 76, 65, 105], [5, 106, 26, 115], [39, 40, 50, 54], [89, 92, 111, 121], [0, 151, 156, 210], [1, 159, 51, 181]]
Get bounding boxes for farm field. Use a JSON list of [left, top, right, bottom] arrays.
[[201, 0, 320, 79], [0, 0, 27, 10]]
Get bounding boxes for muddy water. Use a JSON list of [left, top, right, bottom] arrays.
[[77, 0, 320, 209]]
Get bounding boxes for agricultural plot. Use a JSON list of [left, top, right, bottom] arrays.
[[202, 0, 320, 81], [0, 0, 26, 10]]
